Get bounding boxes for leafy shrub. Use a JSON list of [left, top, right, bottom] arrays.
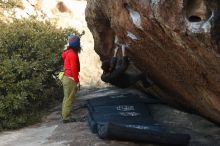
[[0, 18, 79, 129]]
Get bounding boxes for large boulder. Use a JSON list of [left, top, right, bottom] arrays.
[[85, 0, 220, 124]]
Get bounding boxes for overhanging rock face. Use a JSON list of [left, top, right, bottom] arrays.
[[85, 0, 220, 123]]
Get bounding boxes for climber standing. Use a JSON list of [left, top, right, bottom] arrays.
[[61, 34, 81, 123], [101, 44, 151, 88]]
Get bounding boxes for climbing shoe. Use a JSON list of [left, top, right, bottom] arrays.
[[62, 118, 77, 123]]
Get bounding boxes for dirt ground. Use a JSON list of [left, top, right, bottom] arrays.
[[0, 87, 220, 146]]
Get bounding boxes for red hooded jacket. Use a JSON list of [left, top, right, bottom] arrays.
[[62, 48, 80, 83]]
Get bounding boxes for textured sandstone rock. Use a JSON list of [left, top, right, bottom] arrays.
[[85, 0, 220, 123]]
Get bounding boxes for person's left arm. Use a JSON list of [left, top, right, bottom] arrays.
[[101, 71, 111, 82]]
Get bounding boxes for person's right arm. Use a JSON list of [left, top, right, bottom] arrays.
[[109, 57, 117, 71], [110, 56, 129, 78], [69, 52, 80, 83]]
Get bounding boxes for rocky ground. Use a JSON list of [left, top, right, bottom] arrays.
[[0, 87, 220, 146]]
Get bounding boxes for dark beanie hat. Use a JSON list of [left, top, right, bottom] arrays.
[[68, 34, 80, 48]]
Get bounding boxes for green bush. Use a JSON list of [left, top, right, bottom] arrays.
[[0, 18, 79, 129]]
